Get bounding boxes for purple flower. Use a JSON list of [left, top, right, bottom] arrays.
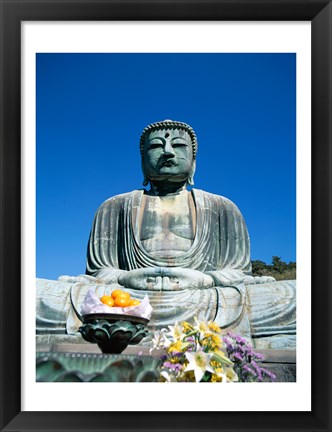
[[243, 364, 256, 376], [251, 361, 263, 381], [221, 332, 275, 382], [234, 334, 247, 344], [223, 338, 233, 349], [236, 344, 246, 354], [186, 344, 196, 352], [170, 350, 183, 357], [163, 361, 183, 371], [233, 352, 244, 362], [261, 367, 277, 381], [254, 352, 264, 361]]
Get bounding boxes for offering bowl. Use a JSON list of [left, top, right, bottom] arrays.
[[79, 313, 149, 354]]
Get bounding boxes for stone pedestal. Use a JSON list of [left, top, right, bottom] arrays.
[[36, 337, 296, 382]]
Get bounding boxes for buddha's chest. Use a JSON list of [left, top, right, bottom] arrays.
[[139, 192, 196, 257]]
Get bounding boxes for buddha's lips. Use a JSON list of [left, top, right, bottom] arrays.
[[159, 159, 177, 167]]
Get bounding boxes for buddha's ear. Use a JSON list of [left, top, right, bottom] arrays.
[[141, 159, 149, 186], [187, 160, 196, 186]]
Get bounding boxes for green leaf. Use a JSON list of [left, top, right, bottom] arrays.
[[180, 342, 191, 351], [183, 330, 198, 339], [212, 352, 234, 366]]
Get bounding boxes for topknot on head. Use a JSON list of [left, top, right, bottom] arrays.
[[139, 120, 198, 158]]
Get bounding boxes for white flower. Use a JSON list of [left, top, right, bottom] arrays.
[[166, 322, 184, 341], [213, 365, 238, 382], [211, 358, 239, 382], [215, 370, 228, 382], [225, 365, 238, 382], [150, 329, 168, 353], [193, 317, 209, 338], [184, 348, 215, 382], [162, 335, 172, 348], [160, 370, 177, 382]]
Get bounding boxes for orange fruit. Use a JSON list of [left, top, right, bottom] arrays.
[[111, 289, 124, 299], [114, 296, 131, 307], [117, 292, 131, 301], [129, 299, 141, 306], [100, 295, 115, 308]]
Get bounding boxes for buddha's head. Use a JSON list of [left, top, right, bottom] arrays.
[[139, 120, 198, 187]]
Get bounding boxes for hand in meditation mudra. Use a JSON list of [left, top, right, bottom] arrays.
[[37, 120, 296, 349]]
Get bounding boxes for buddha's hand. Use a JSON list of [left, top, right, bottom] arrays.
[[158, 268, 215, 290], [118, 267, 215, 291], [118, 268, 163, 290]]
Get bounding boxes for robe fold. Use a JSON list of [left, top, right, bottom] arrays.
[[86, 188, 251, 279]]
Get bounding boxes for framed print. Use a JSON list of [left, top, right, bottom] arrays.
[[1, 0, 331, 431]]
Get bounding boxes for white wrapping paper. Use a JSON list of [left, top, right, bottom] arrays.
[[80, 288, 153, 320]]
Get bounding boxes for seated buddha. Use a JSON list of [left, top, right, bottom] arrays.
[[36, 120, 296, 350]]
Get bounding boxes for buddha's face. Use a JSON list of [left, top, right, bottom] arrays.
[[142, 129, 194, 183]]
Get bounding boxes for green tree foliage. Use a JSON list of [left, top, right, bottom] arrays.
[[252, 257, 296, 280]]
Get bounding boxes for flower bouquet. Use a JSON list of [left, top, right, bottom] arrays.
[[151, 319, 276, 383]]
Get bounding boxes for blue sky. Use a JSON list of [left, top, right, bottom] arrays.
[[37, 53, 296, 279]]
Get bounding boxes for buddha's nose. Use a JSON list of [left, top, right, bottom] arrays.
[[163, 141, 175, 157]]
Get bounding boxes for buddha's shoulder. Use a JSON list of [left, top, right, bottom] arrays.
[[96, 190, 143, 211], [193, 188, 239, 209]]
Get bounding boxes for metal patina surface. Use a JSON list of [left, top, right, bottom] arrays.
[[36, 352, 162, 382], [79, 314, 149, 354]]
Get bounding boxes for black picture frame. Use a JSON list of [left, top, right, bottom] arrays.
[[0, 1, 331, 431]]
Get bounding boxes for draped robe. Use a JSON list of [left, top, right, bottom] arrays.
[[84, 189, 252, 331], [87, 188, 251, 280]]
